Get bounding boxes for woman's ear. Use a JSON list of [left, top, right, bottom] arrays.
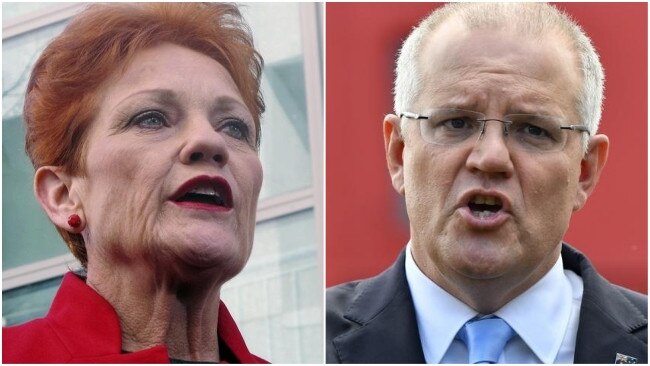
[[34, 166, 85, 233]]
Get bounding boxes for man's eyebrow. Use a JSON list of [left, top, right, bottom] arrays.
[[436, 101, 480, 111]]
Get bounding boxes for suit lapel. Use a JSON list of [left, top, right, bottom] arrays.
[[562, 244, 648, 364], [332, 250, 426, 363], [331, 245, 646, 364]]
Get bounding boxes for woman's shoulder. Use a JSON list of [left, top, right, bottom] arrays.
[[2, 272, 116, 363], [3, 317, 73, 363], [2, 272, 171, 363]]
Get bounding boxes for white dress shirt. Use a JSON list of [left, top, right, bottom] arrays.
[[405, 242, 584, 363]]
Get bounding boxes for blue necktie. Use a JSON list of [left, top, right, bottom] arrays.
[[457, 316, 515, 364]]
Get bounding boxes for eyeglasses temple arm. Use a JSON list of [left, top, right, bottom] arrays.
[[560, 125, 591, 135], [399, 112, 429, 120]]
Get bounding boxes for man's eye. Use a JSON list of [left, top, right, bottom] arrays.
[[131, 111, 169, 129], [523, 124, 549, 138], [220, 118, 251, 142], [442, 118, 470, 129]]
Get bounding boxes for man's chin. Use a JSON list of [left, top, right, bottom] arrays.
[[443, 237, 520, 280], [453, 261, 509, 281]]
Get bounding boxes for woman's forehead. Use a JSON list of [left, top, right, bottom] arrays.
[[98, 43, 248, 114]]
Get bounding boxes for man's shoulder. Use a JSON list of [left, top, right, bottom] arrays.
[[563, 243, 647, 312], [614, 284, 648, 314], [326, 276, 375, 337], [326, 276, 384, 329], [326, 251, 426, 364], [326, 250, 409, 323], [326, 279, 364, 315], [326, 277, 377, 363], [563, 243, 647, 362], [606, 283, 648, 336]]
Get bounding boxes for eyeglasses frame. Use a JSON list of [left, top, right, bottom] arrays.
[[398, 110, 590, 151]]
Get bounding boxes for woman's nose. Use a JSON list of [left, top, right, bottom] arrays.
[[179, 119, 229, 166]]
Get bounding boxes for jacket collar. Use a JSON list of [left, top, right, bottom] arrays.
[[333, 244, 647, 364], [48, 272, 263, 363], [333, 250, 426, 363], [562, 244, 648, 364]]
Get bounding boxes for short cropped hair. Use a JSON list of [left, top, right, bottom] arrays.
[[394, 3, 604, 152], [24, 3, 265, 267]]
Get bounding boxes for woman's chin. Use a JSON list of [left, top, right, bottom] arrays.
[[177, 240, 246, 269]]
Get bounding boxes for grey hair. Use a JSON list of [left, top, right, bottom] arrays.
[[394, 3, 604, 153]]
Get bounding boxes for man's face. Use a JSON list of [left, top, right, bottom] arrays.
[[386, 20, 606, 304]]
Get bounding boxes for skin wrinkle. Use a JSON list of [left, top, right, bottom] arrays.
[[386, 18, 607, 314], [76, 43, 262, 361], [85, 143, 161, 264], [420, 70, 575, 120]]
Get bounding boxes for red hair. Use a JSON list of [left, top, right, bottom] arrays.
[[24, 3, 265, 267]]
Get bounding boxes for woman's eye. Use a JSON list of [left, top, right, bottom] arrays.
[[131, 111, 169, 129], [220, 118, 251, 142]]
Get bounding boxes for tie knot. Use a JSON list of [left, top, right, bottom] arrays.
[[457, 316, 515, 364]]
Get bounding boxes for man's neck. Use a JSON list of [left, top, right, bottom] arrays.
[[410, 243, 561, 313]]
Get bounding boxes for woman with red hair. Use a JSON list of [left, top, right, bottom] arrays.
[[4, 3, 267, 363]]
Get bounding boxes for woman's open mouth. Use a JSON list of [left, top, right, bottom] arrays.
[[171, 175, 233, 212]]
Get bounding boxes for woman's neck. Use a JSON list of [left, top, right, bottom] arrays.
[[86, 261, 223, 362]]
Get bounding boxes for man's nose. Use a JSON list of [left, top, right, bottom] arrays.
[[179, 117, 229, 166], [465, 121, 514, 178]]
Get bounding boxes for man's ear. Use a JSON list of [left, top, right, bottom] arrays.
[[573, 134, 609, 211], [384, 114, 406, 196], [34, 166, 85, 232]]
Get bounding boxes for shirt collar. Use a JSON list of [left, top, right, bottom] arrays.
[[495, 252, 573, 364], [405, 242, 476, 363], [405, 242, 572, 364]]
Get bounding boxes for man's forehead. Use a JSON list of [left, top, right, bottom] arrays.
[[419, 16, 574, 66], [414, 17, 581, 112]]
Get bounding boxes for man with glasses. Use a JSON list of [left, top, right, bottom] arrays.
[[326, 3, 647, 364]]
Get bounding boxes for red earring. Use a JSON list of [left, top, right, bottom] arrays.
[[68, 214, 81, 228]]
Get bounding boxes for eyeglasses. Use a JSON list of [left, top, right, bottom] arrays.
[[399, 108, 590, 153]]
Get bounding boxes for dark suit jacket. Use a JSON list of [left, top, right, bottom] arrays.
[[326, 244, 647, 364]]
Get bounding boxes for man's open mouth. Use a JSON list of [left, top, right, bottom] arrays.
[[467, 194, 503, 219]]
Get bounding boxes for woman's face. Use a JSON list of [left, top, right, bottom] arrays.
[[77, 43, 263, 280]]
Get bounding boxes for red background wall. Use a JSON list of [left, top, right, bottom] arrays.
[[326, 3, 648, 294]]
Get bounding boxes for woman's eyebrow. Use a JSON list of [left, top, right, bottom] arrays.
[[211, 96, 248, 115], [116, 88, 178, 108]]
